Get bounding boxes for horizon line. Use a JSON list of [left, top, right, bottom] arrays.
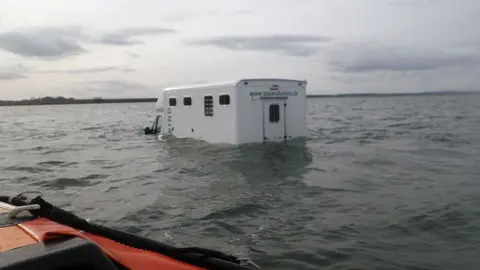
[[1, 90, 479, 104]]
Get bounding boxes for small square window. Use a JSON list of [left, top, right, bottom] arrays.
[[184, 97, 192, 106], [169, 98, 176, 106], [219, 94, 230, 105]]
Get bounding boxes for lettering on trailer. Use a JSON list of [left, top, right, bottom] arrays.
[[167, 107, 173, 134], [249, 90, 298, 97]]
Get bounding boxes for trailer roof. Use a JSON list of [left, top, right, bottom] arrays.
[[163, 78, 306, 92]]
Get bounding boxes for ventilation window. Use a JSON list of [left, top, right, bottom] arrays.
[[204, 95, 213, 117], [184, 97, 192, 106], [269, 104, 280, 123], [219, 94, 230, 105], [169, 98, 176, 106]]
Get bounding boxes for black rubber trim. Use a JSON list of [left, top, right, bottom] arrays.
[[0, 236, 121, 270]]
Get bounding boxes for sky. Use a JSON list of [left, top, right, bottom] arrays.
[[0, 0, 479, 99]]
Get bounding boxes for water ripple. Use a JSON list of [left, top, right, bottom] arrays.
[[1, 96, 480, 269]]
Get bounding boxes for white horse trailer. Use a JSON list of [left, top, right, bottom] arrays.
[[145, 78, 308, 144]]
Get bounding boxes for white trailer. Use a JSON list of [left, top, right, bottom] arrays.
[[145, 78, 308, 144]]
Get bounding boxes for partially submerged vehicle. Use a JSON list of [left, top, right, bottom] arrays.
[[0, 192, 259, 270], [145, 78, 308, 144]]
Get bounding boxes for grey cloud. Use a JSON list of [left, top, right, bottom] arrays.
[[205, 9, 252, 16], [97, 27, 175, 46], [327, 44, 480, 73], [163, 12, 191, 22], [0, 64, 30, 80], [206, 9, 253, 17], [186, 34, 331, 57], [0, 26, 87, 60], [37, 66, 135, 74], [163, 9, 253, 23], [126, 52, 140, 58], [0, 72, 25, 80], [83, 80, 148, 89], [0, 25, 175, 59], [68, 80, 153, 98], [0, 63, 134, 79], [388, 0, 437, 6], [232, 9, 253, 15]]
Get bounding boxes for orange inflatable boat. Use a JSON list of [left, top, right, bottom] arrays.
[[0, 192, 260, 270]]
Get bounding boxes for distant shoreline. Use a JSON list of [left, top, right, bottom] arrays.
[[307, 90, 480, 98], [0, 98, 157, 107], [1, 91, 478, 106]]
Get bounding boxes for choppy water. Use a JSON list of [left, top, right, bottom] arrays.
[[1, 95, 480, 270]]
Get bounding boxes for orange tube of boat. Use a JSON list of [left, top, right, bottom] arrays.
[[16, 218, 204, 270]]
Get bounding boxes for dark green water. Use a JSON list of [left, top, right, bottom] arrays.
[[1, 95, 479, 270]]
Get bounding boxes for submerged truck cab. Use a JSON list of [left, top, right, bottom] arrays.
[[145, 78, 308, 144], [144, 115, 162, 135]]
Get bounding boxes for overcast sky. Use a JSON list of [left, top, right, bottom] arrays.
[[0, 0, 479, 99]]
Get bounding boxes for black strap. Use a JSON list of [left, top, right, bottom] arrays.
[[23, 196, 249, 270]]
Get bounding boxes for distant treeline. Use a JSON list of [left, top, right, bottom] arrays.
[[1, 91, 479, 106], [0, 96, 157, 106], [308, 90, 480, 98]]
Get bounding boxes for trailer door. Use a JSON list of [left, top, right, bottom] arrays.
[[262, 98, 286, 142]]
